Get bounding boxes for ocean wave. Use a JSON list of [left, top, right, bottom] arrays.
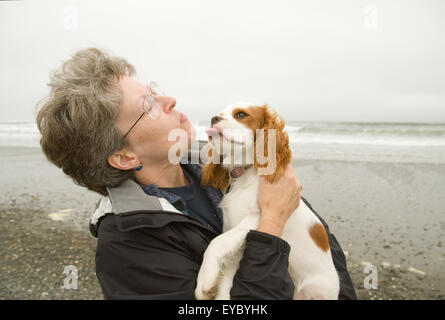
[[285, 122, 445, 147], [2, 122, 445, 152], [294, 123, 445, 137], [197, 123, 445, 147]]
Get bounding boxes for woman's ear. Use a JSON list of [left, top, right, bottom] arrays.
[[107, 149, 139, 171], [254, 105, 292, 183]]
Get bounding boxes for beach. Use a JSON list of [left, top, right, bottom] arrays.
[[293, 158, 445, 300], [0, 146, 444, 300]]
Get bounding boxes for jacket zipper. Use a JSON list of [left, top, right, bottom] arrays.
[[121, 209, 220, 236], [164, 210, 220, 235]]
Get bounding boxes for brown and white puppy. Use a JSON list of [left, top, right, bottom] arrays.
[[195, 102, 340, 300]]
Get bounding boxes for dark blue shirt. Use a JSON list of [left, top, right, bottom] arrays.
[[138, 163, 223, 234]]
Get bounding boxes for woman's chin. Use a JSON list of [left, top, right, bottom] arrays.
[[189, 123, 197, 142]]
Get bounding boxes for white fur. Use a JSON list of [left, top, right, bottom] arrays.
[[195, 103, 340, 300]]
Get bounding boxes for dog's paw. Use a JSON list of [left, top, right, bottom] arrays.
[[214, 290, 231, 300], [195, 257, 222, 300], [195, 282, 217, 300]]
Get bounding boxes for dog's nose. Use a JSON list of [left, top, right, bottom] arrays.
[[211, 115, 223, 126]]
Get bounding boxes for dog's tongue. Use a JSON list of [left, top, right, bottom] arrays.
[[205, 127, 219, 136]]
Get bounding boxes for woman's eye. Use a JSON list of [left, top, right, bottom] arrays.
[[235, 111, 247, 119], [143, 99, 153, 112]]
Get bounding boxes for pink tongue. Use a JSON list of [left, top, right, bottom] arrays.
[[205, 127, 219, 136]]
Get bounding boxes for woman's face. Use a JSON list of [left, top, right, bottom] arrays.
[[115, 76, 195, 164]]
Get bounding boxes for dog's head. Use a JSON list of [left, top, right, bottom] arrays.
[[201, 102, 292, 192]]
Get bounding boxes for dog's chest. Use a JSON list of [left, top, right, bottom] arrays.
[[219, 169, 260, 230]]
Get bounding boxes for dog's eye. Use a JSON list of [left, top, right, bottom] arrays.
[[235, 111, 248, 119]]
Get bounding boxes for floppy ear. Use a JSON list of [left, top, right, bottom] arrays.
[[200, 147, 229, 193], [254, 105, 292, 183]]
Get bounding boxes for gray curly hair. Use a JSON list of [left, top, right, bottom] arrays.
[[36, 47, 136, 195]]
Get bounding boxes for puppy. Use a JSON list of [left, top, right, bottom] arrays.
[[195, 102, 340, 300]]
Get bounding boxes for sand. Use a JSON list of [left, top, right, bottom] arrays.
[[0, 146, 444, 299], [293, 158, 445, 300]]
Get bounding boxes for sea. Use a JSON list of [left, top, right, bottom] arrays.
[[1, 122, 445, 164]]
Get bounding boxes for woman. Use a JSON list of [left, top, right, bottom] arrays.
[[37, 48, 356, 299]]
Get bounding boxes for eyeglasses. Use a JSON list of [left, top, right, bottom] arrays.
[[122, 81, 164, 139]]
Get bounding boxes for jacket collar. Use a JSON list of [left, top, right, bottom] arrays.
[[90, 179, 184, 227], [89, 163, 224, 236], [108, 179, 164, 214]]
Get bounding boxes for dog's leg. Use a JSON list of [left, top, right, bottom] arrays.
[[195, 229, 248, 299], [214, 248, 244, 300], [195, 213, 259, 300], [294, 286, 329, 300], [293, 275, 340, 300]]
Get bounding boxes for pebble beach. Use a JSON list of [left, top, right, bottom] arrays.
[[0, 146, 444, 300]]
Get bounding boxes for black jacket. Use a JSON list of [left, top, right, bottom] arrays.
[[90, 178, 357, 300]]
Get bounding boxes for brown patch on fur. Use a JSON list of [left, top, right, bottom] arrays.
[[253, 105, 292, 183], [200, 151, 230, 193], [232, 106, 265, 130], [308, 223, 330, 252], [200, 105, 292, 192], [200, 141, 230, 193], [201, 162, 229, 193]]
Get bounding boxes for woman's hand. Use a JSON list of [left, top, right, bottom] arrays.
[[257, 163, 302, 237]]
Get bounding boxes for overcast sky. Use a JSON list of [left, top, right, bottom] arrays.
[[0, 0, 444, 123]]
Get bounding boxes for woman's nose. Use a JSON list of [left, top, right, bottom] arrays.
[[157, 96, 176, 113]]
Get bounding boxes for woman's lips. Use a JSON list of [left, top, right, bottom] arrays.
[[180, 112, 188, 124]]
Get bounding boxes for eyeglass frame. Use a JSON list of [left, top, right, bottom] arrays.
[[122, 81, 164, 139]]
